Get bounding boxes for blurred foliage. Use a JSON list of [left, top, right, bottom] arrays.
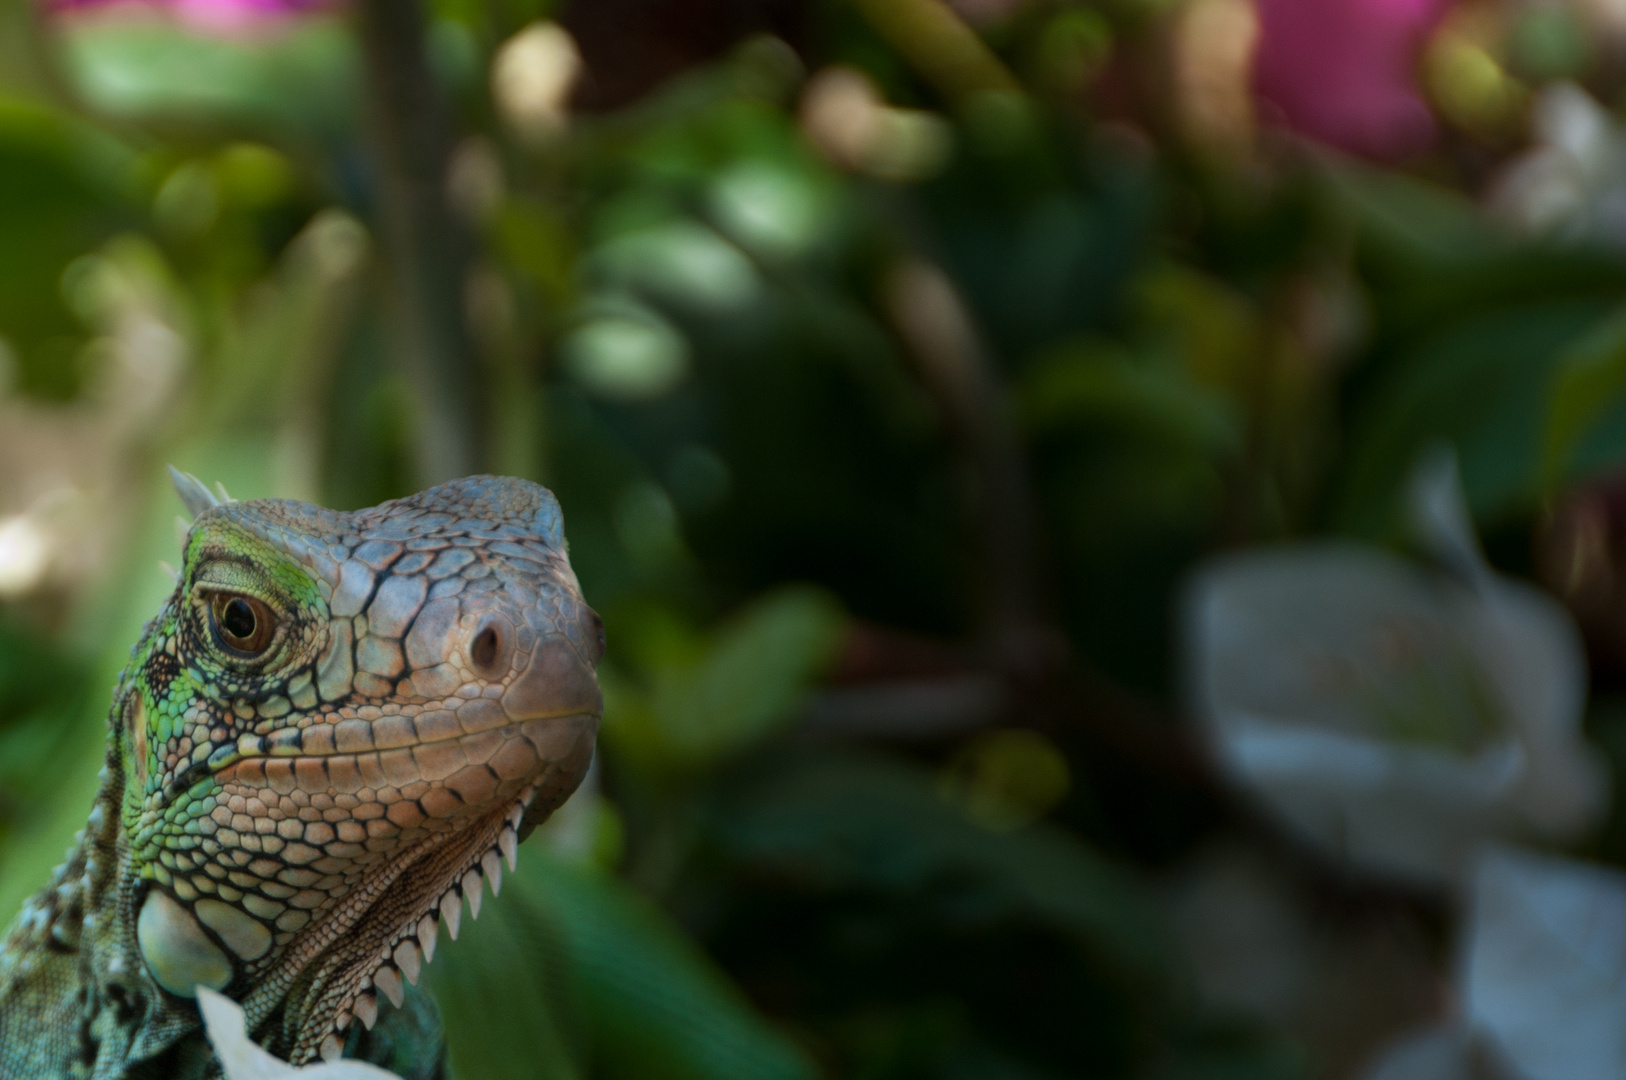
[[429, 852, 819, 1080], [12, 0, 1626, 1077]]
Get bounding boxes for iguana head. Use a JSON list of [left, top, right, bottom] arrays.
[[120, 472, 601, 1061]]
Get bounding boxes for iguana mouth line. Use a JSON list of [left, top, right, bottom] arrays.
[[196, 713, 596, 841], [205, 709, 598, 774]]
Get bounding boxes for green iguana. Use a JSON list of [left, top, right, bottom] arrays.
[[0, 472, 604, 1077]]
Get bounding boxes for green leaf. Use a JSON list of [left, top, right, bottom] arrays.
[[1334, 298, 1618, 536], [716, 753, 1170, 981], [341, 982, 449, 1080], [0, 97, 139, 397], [428, 865, 584, 1080], [542, 855, 819, 1080], [605, 587, 846, 772], [1321, 158, 1500, 272], [1131, 265, 1260, 395], [494, 199, 578, 310], [1542, 305, 1626, 492], [655, 587, 844, 763], [1321, 157, 1626, 342], [431, 849, 819, 1080], [59, 17, 361, 139], [1015, 340, 1240, 457]]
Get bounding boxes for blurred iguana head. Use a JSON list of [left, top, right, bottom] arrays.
[[114, 472, 602, 1061]]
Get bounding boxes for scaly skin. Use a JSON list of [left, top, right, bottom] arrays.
[[0, 474, 603, 1078]]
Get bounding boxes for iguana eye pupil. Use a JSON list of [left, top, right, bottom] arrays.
[[222, 599, 255, 638], [209, 594, 275, 656]]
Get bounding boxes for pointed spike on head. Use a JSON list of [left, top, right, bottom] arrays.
[[355, 992, 378, 1031], [463, 871, 483, 919], [335, 1011, 353, 1032], [482, 849, 504, 896], [213, 481, 234, 504], [174, 516, 192, 552], [500, 827, 518, 872], [320, 1034, 344, 1062], [394, 939, 422, 985], [158, 561, 180, 585], [374, 964, 405, 1009], [167, 466, 219, 520], [440, 890, 462, 940], [418, 915, 437, 963]]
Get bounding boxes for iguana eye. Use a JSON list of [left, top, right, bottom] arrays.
[[209, 594, 276, 657]]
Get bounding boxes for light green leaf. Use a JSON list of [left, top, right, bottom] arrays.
[[0, 97, 139, 392], [655, 587, 843, 765], [605, 587, 845, 772], [60, 18, 361, 139]]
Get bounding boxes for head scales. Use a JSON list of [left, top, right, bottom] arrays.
[[119, 473, 602, 1062]]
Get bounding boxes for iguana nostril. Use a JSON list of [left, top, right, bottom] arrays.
[[468, 614, 515, 678], [471, 627, 498, 669]]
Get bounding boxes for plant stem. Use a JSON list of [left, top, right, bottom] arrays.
[[356, 0, 481, 484]]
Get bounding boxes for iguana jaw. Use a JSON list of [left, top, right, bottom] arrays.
[[242, 705, 599, 1063]]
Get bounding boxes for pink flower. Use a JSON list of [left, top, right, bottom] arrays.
[[1252, 0, 1453, 159]]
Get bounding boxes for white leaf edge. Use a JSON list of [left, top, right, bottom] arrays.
[[1363, 1025, 1478, 1080], [198, 987, 403, 1080], [1182, 451, 1605, 886], [1464, 846, 1626, 1080], [1184, 543, 1600, 885]]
